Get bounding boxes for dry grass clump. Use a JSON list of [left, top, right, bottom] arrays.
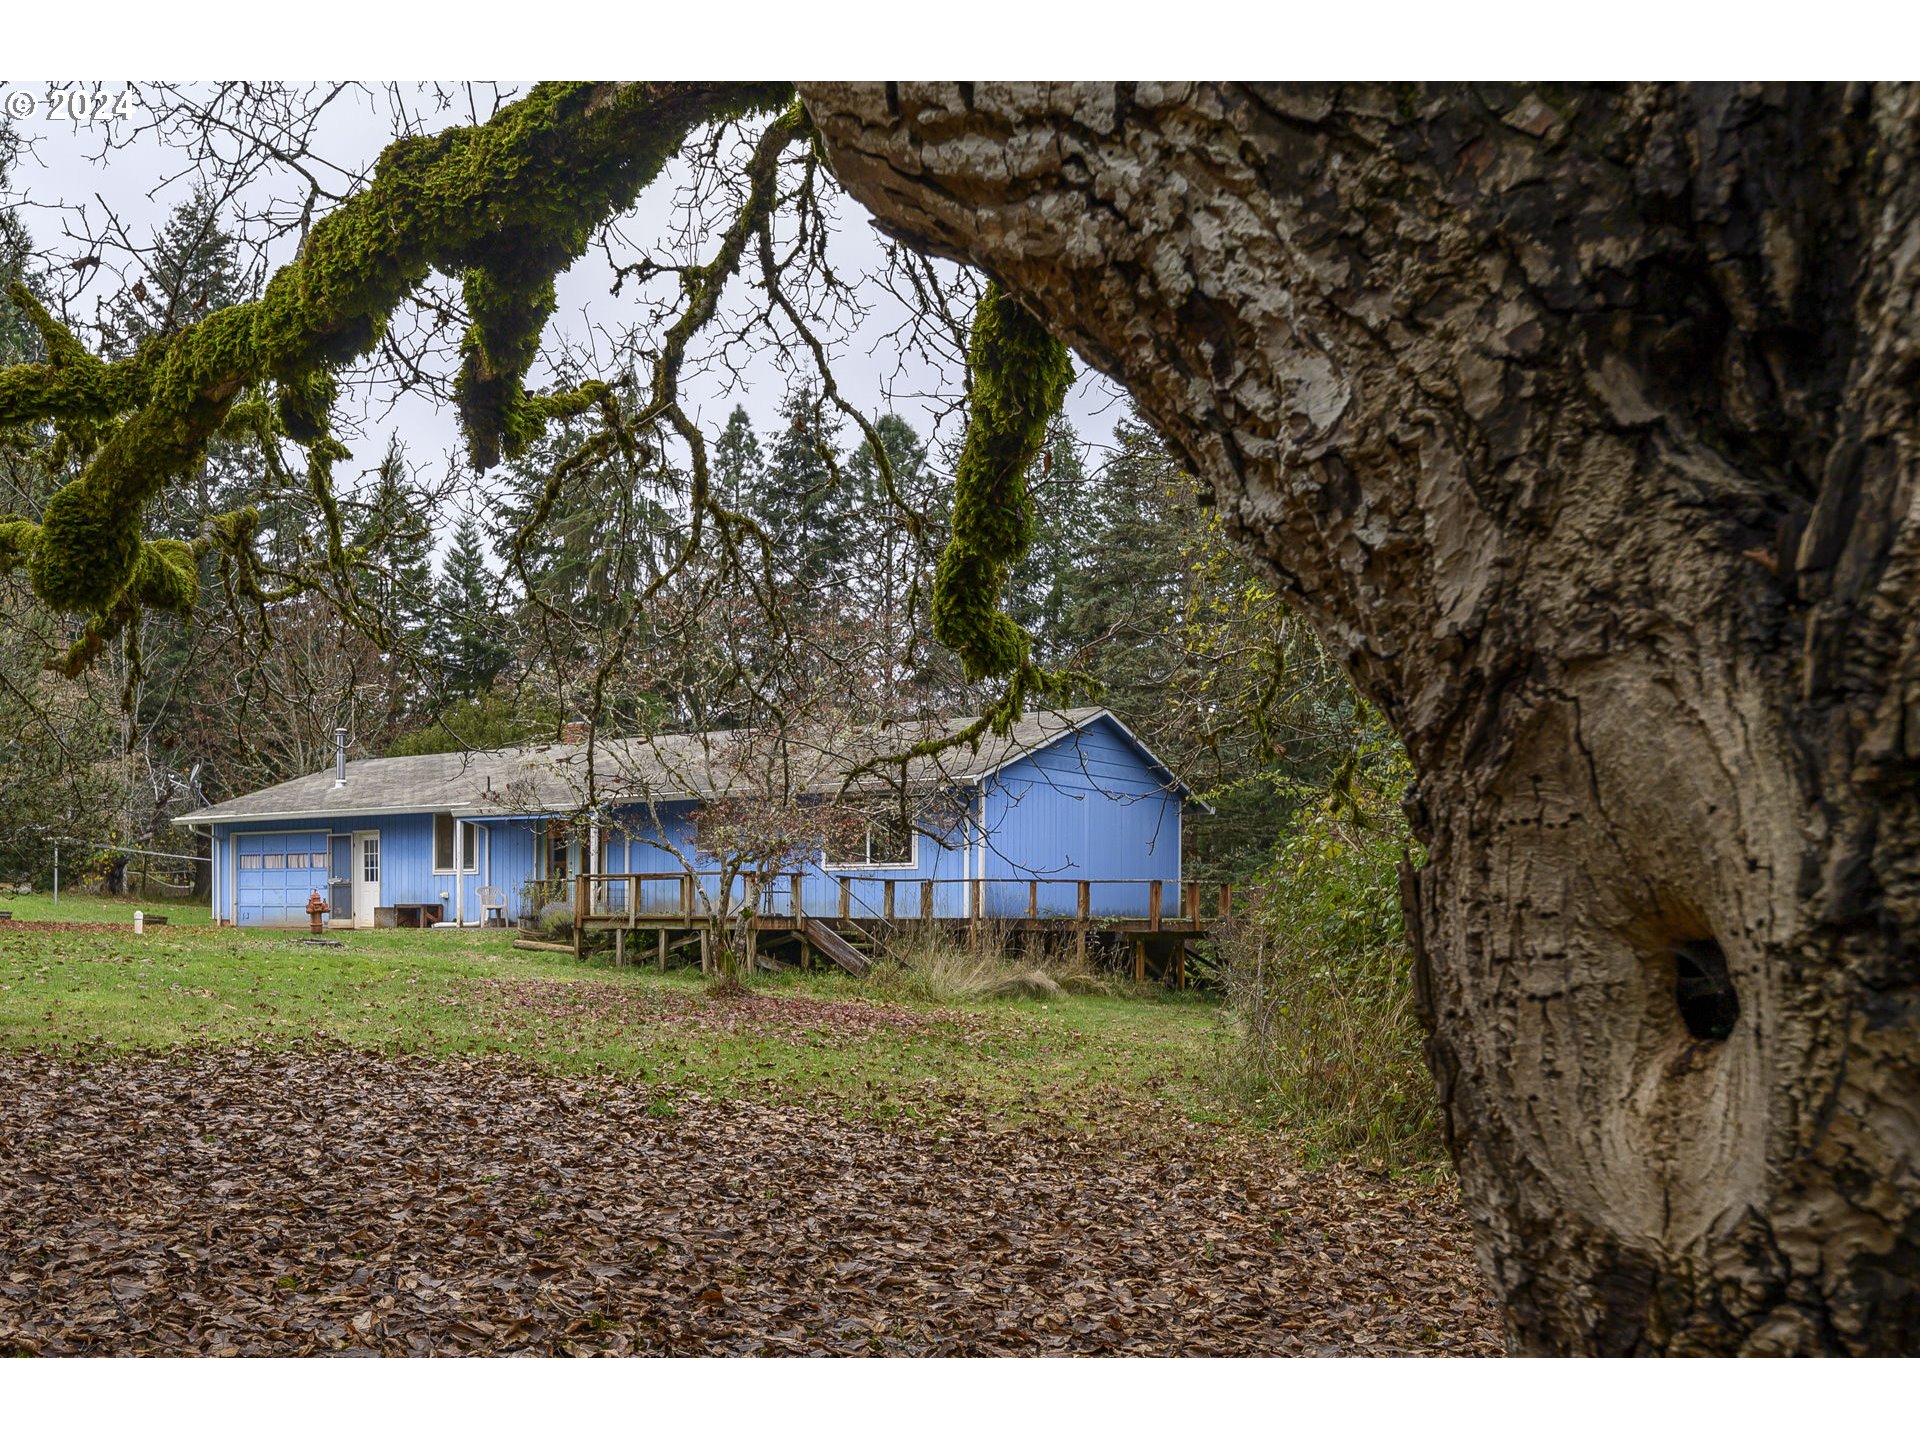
[[867, 922, 1100, 1004]]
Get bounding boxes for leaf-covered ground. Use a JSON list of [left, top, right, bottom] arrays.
[[0, 1047, 1499, 1356], [0, 899, 1500, 1355]]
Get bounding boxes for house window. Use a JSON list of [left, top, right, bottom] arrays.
[[263, 852, 284, 869], [546, 820, 570, 879], [239, 854, 262, 870], [824, 810, 916, 869], [434, 815, 479, 873], [361, 835, 380, 883]]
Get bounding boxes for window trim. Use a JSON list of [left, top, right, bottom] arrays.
[[823, 819, 919, 872], [433, 813, 480, 875]]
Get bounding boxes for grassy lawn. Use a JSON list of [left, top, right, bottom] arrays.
[[0, 895, 1230, 1132], [0, 892, 215, 926]]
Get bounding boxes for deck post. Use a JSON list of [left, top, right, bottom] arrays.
[[614, 928, 625, 967], [1132, 936, 1146, 985], [1149, 880, 1163, 932], [884, 879, 896, 921], [1219, 883, 1232, 920], [1027, 880, 1037, 920], [1077, 880, 1089, 921], [1075, 926, 1087, 969], [838, 876, 851, 921], [573, 874, 586, 961], [793, 872, 805, 921], [920, 880, 933, 922], [1176, 944, 1186, 991], [1184, 881, 1199, 927], [657, 928, 667, 971]]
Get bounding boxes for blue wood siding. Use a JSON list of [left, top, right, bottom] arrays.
[[977, 715, 1182, 917], [210, 715, 1186, 928]]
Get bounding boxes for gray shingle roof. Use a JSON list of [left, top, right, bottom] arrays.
[[173, 706, 1189, 826]]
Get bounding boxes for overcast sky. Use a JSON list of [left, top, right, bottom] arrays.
[[2, 81, 1130, 545]]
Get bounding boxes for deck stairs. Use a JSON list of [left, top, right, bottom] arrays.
[[800, 918, 873, 978]]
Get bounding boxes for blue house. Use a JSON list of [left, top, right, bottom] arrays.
[[174, 707, 1207, 936]]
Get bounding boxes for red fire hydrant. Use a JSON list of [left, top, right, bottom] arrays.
[[306, 889, 330, 935]]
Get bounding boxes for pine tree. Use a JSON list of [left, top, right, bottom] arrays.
[[97, 187, 251, 357], [435, 515, 511, 699], [351, 436, 437, 689], [1004, 415, 1101, 663], [749, 387, 848, 592], [711, 404, 765, 513]]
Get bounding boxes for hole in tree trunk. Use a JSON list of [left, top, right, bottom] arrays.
[[1672, 938, 1739, 1042]]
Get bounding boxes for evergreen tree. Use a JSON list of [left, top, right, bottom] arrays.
[[435, 515, 512, 699], [749, 387, 849, 591], [711, 404, 764, 513], [1005, 415, 1101, 663], [844, 414, 933, 601], [0, 126, 33, 362], [350, 436, 437, 695], [97, 187, 251, 357], [489, 410, 678, 630], [386, 690, 560, 757]]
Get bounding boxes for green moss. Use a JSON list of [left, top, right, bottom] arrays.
[[928, 283, 1077, 732], [131, 537, 198, 612], [0, 514, 37, 568], [0, 81, 793, 631], [28, 482, 141, 612]]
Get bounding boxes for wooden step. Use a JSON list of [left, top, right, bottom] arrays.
[[801, 919, 871, 978]]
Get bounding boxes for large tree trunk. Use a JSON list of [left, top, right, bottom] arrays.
[[801, 82, 1920, 1354]]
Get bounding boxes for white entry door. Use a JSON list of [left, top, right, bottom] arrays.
[[352, 831, 381, 928]]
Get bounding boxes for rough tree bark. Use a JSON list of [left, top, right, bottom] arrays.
[[800, 82, 1920, 1355]]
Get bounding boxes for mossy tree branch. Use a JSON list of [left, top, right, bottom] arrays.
[[0, 80, 792, 630], [926, 281, 1086, 741]]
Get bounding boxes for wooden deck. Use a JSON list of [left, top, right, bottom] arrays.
[[561, 872, 1233, 986]]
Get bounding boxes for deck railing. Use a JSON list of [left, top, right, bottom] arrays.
[[571, 871, 1234, 930]]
